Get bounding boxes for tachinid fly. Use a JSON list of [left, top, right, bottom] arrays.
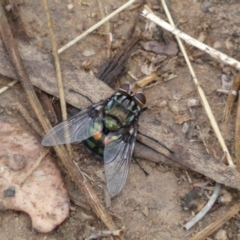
[[42, 83, 146, 197]]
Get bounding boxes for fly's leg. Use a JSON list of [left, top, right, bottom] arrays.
[[69, 89, 94, 104], [132, 157, 149, 176], [137, 131, 174, 154]]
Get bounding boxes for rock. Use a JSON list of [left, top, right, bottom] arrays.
[[215, 229, 228, 240], [0, 115, 69, 233]]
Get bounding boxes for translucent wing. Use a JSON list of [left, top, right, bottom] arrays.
[[104, 125, 138, 197], [42, 104, 104, 146]]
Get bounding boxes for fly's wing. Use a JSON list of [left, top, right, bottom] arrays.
[[104, 124, 138, 197], [42, 103, 104, 146]]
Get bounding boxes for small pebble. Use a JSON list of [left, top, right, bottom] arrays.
[[159, 100, 167, 108], [182, 122, 189, 134], [221, 74, 232, 91], [169, 101, 179, 114], [214, 229, 228, 240], [3, 186, 15, 197], [67, 3, 73, 10], [82, 49, 96, 57], [188, 98, 200, 107], [6, 154, 26, 171]]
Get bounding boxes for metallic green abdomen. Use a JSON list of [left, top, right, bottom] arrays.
[[83, 136, 105, 158]]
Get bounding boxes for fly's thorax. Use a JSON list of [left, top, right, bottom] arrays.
[[103, 93, 141, 131], [89, 120, 102, 135]]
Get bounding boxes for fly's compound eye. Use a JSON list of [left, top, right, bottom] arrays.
[[118, 83, 131, 95], [133, 92, 146, 108]]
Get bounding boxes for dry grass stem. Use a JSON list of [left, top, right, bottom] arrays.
[[42, 0, 72, 157], [127, 71, 139, 81], [58, 0, 136, 54], [150, 1, 234, 166], [190, 202, 240, 240], [0, 3, 117, 231], [223, 73, 240, 123], [126, 72, 158, 87], [141, 6, 240, 70], [235, 89, 240, 172], [137, 73, 158, 87], [217, 89, 230, 94], [0, 79, 18, 94], [19, 148, 50, 186], [97, 0, 111, 58], [184, 183, 221, 230]]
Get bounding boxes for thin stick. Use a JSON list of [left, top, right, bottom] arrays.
[[190, 202, 240, 240], [235, 89, 240, 172], [184, 183, 221, 230], [141, 7, 240, 71], [137, 73, 157, 87], [217, 89, 230, 94], [153, 2, 234, 166], [42, 0, 72, 157], [223, 73, 240, 123], [97, 0, 111, 58], [58, 0, 136, 54], [0, 79, 18, 94], [19, 148, 49, 186]]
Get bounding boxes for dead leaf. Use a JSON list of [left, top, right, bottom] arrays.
[[175, 114, 191, 124], [142, 41, 178, 56]]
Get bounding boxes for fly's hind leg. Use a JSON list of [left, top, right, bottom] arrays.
[[132, 157, 149, 176], [137, 131, 174, 154]]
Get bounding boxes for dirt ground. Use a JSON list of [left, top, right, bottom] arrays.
[[1, 0, 240, 239]]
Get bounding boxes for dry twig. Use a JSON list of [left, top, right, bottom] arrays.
[[97, 0, 111, 58], [235, 88, 240, 172], [0, 79, 18, 94], [137, 73, 158, 87], [223, 73, 240, 123], [42, 0, 72, 157]]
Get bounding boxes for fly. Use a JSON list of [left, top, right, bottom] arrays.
[[42, 83, 146, 197]]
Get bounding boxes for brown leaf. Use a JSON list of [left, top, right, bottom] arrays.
[[175, 114, 191, 124], [142, 40, 178, 56]]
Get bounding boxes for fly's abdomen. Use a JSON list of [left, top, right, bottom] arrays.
[[83, 131, 106, 158]]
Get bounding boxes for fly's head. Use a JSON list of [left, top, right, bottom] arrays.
[[118, 83, 146, 108]]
